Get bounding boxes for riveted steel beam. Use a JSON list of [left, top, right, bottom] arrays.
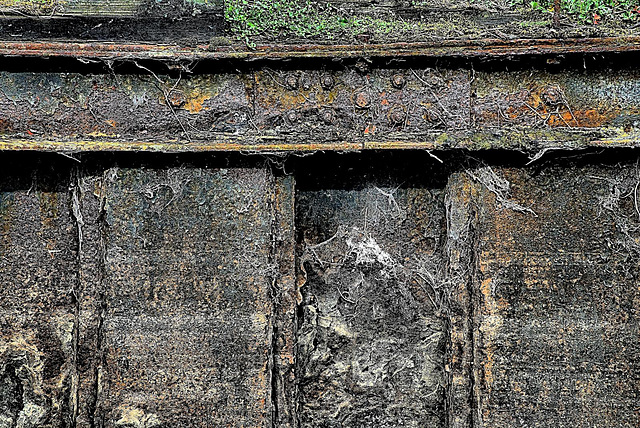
[[0, 64, 639, 152]]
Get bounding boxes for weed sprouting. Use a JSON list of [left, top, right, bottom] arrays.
[[525, 0, 640, 23], [224, 0, 434, 46]]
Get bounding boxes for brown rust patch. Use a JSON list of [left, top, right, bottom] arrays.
[[3, 37, 640, 61]]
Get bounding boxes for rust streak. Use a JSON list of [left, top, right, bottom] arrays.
[[1, 38, 640, 61]]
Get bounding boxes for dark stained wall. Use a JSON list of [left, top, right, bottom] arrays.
[[0, 153, 638, 427]]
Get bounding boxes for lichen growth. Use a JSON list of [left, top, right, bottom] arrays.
[[0, 0, 58, 14], [527, 0, 640, 23], [223, 0, 440, 46]]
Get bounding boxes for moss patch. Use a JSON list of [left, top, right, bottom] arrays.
[[528, 0, 640, 22], [224, 0, 443, 46], [0, 0, 58, 14]]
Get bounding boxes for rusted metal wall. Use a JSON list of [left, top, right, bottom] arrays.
[[1, 0, 640, 425], [458, 165, 640, 427], [2, 61, 640, 151], [2, 152, 637, 427]]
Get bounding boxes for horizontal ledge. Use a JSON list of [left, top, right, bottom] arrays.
[[0, 135, 636, 153], [1, 37, 640, 61]]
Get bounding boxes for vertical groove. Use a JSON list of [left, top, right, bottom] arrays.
[[70, 167, 83, 428], [467, 209, 480, 428], [444, 173, 480, 428], [91, 170, 108, 428], [268, 171, 297, 428], [268, 170, 279, 428], [91, 174, 108, 428]]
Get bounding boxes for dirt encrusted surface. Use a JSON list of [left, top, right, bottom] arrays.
[[296, 175, 448, 427], [0, 0, 640, 45], [0, 151, 638, 427], [3, 58, 640, 151]]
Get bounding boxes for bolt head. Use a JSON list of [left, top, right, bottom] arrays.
[[300, 74, 312, 91], [424, 109, 439, 124], [392, 74, 406, 89], [390, 107, 406, 124], [287, 111, 300, 122], [321, 110, 334, 124], [320, 74, 335, 90], [355, 60, 370, 74], [355, 92, 371, 109], [285, 74, 299, 90], [542, 86, 563, 106], [168, 90, 186, 107]]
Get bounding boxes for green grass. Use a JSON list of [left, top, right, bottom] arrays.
[[525, 0, 639, 22], [224, 0, 433, 46], [224, 0, 640, 46]]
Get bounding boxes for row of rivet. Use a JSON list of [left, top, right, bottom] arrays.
[[284, 73, 409, 123]]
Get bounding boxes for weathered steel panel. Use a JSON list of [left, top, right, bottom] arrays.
[[96, 167, 276, 427], [473, 70, 640, 132], [3, 66, 640, 151], [0, 158, 76, 428], [254, 67, 470, 143], [296, 173, 448, 426], [462, 165, 640, 427], [0, 72, 252, 144]]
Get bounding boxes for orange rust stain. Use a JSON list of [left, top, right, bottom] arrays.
[[480, 277, 493, 306], [380, 91, 389, 106], [104, 119, 117, 128], [184, 92, 212, 114], [364, 124, 376, 135]]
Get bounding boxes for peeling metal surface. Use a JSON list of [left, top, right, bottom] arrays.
[[473, 70, 640, 131], [462, 165, 640, 427], [97, 167, 276, 427], [0, 161, 76, 428]]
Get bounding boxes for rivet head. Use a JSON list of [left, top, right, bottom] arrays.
[[392, 74, 406, 89], [424, 109, 439, 124], [542, 86, 563, 106], [390, 108, 405, 124], [422, 70, 445, 88], [320, 74, 335, 90], [300, 73, 312, 91], [285, 74, 299, 90], [287, 111, 300, 122], [355, 60, 369, 74], [168, 90, 186, 107], [355, 92, 371, 109], [321, 110, 334, 124]]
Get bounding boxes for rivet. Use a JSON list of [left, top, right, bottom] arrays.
[[424, 109, 439, 124], [355, 59, 369, 74], [168, 90, 186, 107], [542, 86, 563, 106], [355, 92, 371, 109], [287, 111, 300, 122], [285, 74, 299, 90], [392, 74, 406, 89], [390, 107, 405, 124], [321, 110, 334, 124], [300, 73, 312, 91], [321, 74, 335, 90]]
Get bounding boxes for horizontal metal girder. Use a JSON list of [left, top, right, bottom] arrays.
[[0, 64, 639, 152]]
